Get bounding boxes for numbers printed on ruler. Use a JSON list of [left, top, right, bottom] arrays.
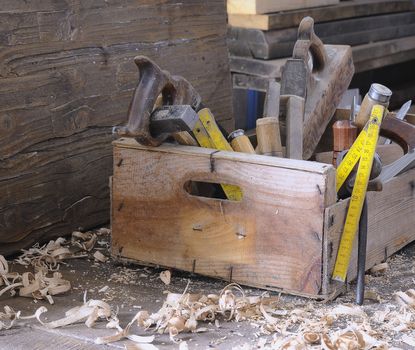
[[332, 105, 385, 282]]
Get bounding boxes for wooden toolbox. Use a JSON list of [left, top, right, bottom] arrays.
[[111, 138, 415, 298]]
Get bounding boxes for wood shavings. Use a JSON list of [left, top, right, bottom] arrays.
[[370, 262, 389, 276], [95, 310, 155, 345], [133, 282, 282, 340], [159, 270, 171, 285], [0, 306, 21, 330], [72, 231, 97, 252], [330, 304, 366, 318], [99, 285, 110, 293], [0, 305, 48, 331], [37, 297, 112, 329], [97, 227, 111, 236], [364, 290, 381, 303], [124, 344, 159, 350], [0, 254, 71, 304], [93, 251, 108, 263], [396, 289, 415, 308], [15, 231, 98, 272], [401, 334, 415, 346]]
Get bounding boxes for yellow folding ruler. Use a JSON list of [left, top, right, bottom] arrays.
[[192, 108, 243, 201], [332, 105, 385, 282]]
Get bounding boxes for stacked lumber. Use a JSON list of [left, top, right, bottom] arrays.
[[0, 1, 233, 255], [228, 0, 415, 89]]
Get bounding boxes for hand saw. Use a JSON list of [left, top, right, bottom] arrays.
[[332, 104, 385, 282]]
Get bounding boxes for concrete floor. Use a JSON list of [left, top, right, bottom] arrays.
[[1, 239, 415, 349]]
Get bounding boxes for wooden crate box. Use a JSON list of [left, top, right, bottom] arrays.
[[111, 138, 415, 298]]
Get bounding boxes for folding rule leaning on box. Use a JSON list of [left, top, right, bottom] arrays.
[[332, 105, 385, 282]]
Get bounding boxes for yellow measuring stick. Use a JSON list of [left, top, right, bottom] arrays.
[[332, 105, 385, 282], [192, 108, 243, 201]]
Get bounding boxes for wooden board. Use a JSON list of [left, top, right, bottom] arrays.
[[228, 0, 415, 30], [227, 0, 339, 15], [322, 168, 415, 295], [0, 1, 233, 255], [230, 35, 415, 88], [111, 139, 336, 296], [228, 12, 415, 59]]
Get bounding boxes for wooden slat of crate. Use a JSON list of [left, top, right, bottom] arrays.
[[228, 12, 415, 59], [227, 0, 339, 15], [322, 168, 415, 295], [228, 0, 414, 30], [111, 139, 336, 296]]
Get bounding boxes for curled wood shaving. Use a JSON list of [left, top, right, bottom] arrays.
[[0, 255, 71, 304], [0, 305, 48, 330], [369, 262, 389, 276], [95, 310, 155, 345], [396, 289, 415, 308], [93, 251, 108, 263], [37, 297, 112, 329], [15, 231, 98, 272], [0, 306, 21, 330], [134, 282, 282, 340], [271, 327, 384, 350], [159, 270, 171, 285]]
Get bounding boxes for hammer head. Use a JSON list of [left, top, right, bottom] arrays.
[[150, 105, 199, 139]]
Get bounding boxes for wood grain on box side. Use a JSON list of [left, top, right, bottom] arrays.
[[111, 143, 335, 295]]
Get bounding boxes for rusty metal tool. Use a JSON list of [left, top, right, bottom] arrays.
[[115, 56, 202, 146], [384, 100, 412, 145], [380, 114, 415, 154], [279, 16, 354, 159], [150, 105, 200, 139]]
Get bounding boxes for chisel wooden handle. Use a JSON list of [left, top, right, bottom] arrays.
[[228, 130, 255, 154], [256, 117, 283, 157]]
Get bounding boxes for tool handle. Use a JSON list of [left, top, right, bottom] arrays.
[[256, 117, 283, 157], [116, 56, 202, 146], [293, 17, 327, 72], [229, 132, 256, 154]]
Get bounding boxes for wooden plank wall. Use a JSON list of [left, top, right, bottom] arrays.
[[0, 0, 233, 255]]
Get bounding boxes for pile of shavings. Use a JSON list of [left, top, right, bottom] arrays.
[[14, 230, 102, 271], [1, 229, 110, 305], [0, 254, 70, 304]]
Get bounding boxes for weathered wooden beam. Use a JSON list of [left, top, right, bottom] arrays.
[[0, 0, 233, 255]]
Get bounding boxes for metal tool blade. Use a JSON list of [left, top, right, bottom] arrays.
[[385, 100, 412, 144]]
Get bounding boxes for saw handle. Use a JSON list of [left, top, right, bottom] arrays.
[[293, 17, 327, 72], [115, 56, 202, 146]]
